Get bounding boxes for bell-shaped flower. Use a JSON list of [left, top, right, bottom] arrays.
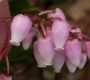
[[48, 8, 66, 21], [65, 39, 82, 66], [34, 42, 47, 67], [10, 14, 32, 46], [52, 50, 65, 73], [0, 75, 12, 80], [22, 28, 34, 50], [78, 53, 87, 69], [84, 41, 90, 59], [66, 60, 77, 73], [34, 37, 55, 66], [51, 20, 69, 51]]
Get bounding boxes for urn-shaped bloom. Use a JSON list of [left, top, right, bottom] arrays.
[[22, 29, 34, 50], [66, 60, 77, 73], [51, 20, 69, 50], [34, 37, 55, 66], [52, 50, 65, 73], [34, 41, 47, 67], [65, 39, 82, 66], [10, 14, 32, 46], [78, 53, 87, 69]]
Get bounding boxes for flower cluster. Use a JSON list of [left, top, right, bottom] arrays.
[[10, 8, 90, 73]]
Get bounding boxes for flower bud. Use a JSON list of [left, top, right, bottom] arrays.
[[10, 14, 32, 46], [34, 37, 55, 66], [52, 50, 65, 73], [51, 20, 69, 51], [65, 39, 82, 66], [78, 53, 87, 69], [34, 42, 47, 67], [66, 60, 77, 73], [22, 29, 34, 50]]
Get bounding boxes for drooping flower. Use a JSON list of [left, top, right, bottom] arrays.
[[34, 41, 47, 67], [22, 28, 34, 50], [65, 39, 82, 66], [0, 75, 12, 80], [10, 14, 32, 46], [52, 50, 65, 73], [66, 59, 77, 73], [78, 53, 87, 69], [22, 32, 33, 50], [34, 36, 55, 66], [51, 20, 70, 51]]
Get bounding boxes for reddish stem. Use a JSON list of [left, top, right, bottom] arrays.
[[0, 0, 11, 75], [5, 56, 10, 76], [38, 10, 53, 16], [40, 23, 47, 38], [82, 34, 90, 41], [0, 23, 10, 61]]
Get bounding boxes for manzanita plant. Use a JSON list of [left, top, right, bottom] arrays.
[[0, 6, 90, 79]]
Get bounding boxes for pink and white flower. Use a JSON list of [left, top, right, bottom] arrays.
[[78, 53, 87, 69], [65, 39, 82, 66], [34, 37, 55, 67], [52, 50, 65, 73], [10, 14, 32, 46], [51, 20, 70, 51]]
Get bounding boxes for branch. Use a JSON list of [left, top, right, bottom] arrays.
[[0, 0, 10, 18], [82, 34, 90, 41]]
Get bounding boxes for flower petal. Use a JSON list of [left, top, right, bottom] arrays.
[[78, 53, 87, 69], [22, 30, 33, 50], [65, 39, 82, 66], [34, 42, 47, 67], [10, 14, 32, 46], [51, 20, 69, 51], [52, 50, 65, 73], [66, 60, 77, 73], [36, 37, 55, 65]]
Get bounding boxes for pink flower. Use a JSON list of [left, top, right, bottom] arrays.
[[66, 60, 77, 73], [34, 37, 55, 67], [65, 39, 82, 66], [0, 75, 12, 80], [78, 53, 87, 69], [52, 50, 65, 73], [10, 14, 32, 46], [51, 20, 69, 51], [84, 41, 90, 59], [34, 41, 47, 67], [22, 28, 34, 50], [48, 8, 66, 21]]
